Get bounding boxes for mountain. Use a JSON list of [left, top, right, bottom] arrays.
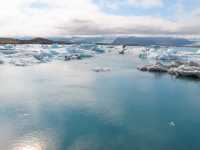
[[112, 37, 193, 46], [69, 36, 115, 44], [0, 36, 194, 46]]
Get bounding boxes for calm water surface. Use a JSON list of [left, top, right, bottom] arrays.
[[0, 52, 200, 150]]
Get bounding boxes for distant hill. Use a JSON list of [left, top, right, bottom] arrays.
[[0, 37, 70, 44], [0, 38, 21, 44], [112, 37, 193, 46], [22, 38, 54, 44]]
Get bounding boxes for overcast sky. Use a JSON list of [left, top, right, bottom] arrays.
[[0, 0, 200, 37]]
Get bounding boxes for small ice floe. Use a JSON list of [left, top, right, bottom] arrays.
[[168, 121, 176, 127], [92, 67, 111, 72], [23, 113, 31, 117], [33, 51, 53, 62], [64, 51, 94, 61], [51, 43, 61, 49], [93, 46, 105, 53], [196, 49, 200, 54], [79, 43, 96, 50]]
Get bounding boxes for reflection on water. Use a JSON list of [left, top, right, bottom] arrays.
[[11, 130, 58, 150], [1, 50, 200, 150]]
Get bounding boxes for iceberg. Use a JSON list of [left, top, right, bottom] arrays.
[[64, 52, 94, 61], [51, 43, 61, 49], [0, 44, 17, 54], [138, 61, 200, 79], [139, 46, 200, 63], [92, 67, 111, 72], [92, 46, 105, 53], [33, 51, 54, 62], [0, 44, 15, 50], [79, 43, 96, 50], [196, 49, 200, 54]]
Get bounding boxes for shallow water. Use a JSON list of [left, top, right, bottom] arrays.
[[1, 48, 200, 150]]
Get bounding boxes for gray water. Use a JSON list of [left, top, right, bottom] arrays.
[[1, 52, 200, 150]]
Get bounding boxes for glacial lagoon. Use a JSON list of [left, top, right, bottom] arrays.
[[0, 45, 200, 150]]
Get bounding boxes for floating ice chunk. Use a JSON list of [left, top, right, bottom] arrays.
[[49, 50, 59, 55], [156, 48, 179, 61], [139, 47, 161, 59], [66, 47, 83, 54], [33, 51, 54, 62], [166, 48, 177, 54], [51, 43, 61, 49], [0, 44, 17, 54], [41, 44, 49, 49], [0, 49, 18, 55], [196, 50, 200, 54], [157, 52, 179, 61], [23, 113, 31, 117], [168, 121, 176, 127], [64, 52, 94, 61], [79, 43, 96, 50], [79, 52, 94, 58], [2, 44, 15, 50], [138, 47, 198, 62], [92, 46, 105, 53], [139, 49, 148, 59], [92, 67, 111, 72]]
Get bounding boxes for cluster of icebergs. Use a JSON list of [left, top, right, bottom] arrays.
[[138, 46, 200, 79], [139, 46, 200, 62], [0, 44, 111, 66]]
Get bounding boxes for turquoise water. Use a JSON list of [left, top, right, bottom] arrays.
[[1, 52, 200, 150]]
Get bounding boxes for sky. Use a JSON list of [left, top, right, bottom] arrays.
[[0, 0, 200, 37]]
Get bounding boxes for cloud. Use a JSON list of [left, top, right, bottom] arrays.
[[0, 0, 199, 37], [57, 16, 178, 36], [128, 0, 163, 7]]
